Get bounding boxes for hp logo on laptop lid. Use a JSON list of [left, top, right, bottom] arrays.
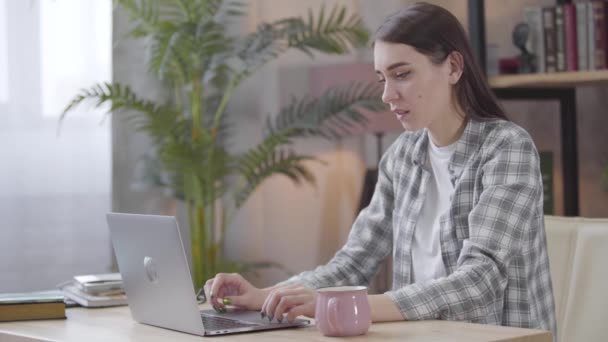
[[143, 256, 159, 284]]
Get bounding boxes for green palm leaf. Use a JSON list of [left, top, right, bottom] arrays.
[[234, 145, 317, 207], [266, 81, 385, 140], [235, 4, 368, 77], [118, 0, 161, 37], [235, 22, 283, 74], [161, 137, 232, 205], [60, 82, 180, 145], [275, 4, 369, 57], [194, 0, 246, 22]]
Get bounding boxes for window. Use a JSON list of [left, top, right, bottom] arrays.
[[0, 0, 112, 292], [40, 0, 111, 117], [0, 0, 8, 103]]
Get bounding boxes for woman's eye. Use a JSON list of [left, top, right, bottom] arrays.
[[377, 79, 386, 84], [395, 71, 410, 79]]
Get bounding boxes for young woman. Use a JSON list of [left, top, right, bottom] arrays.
[[204, 2, 557, 337]]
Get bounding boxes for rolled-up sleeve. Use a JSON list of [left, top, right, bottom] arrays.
[[279, 140, 401, 289]]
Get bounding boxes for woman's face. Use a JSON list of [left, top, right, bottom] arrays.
[[374, 41, 457, 132]]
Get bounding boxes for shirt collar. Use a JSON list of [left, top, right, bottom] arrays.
[[449, 118, 486, 178], [411, 118, 487, 178]]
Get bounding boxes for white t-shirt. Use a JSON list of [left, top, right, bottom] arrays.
[[411, 139, 456, 283]]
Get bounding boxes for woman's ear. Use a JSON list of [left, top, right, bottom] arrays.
[[447, 51, 464, 84]]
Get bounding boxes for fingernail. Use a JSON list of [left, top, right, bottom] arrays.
[[219, 306, 227, 313], [277, 317, 283, 323], [260, 311, 266, 319], [222, 298, 232, 305]]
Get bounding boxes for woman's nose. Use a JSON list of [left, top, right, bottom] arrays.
[[381, 83, 398, 104]]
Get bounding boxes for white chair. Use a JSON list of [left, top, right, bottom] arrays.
[[544, 215, 608, 342]]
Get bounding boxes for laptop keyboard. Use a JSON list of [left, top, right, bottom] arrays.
[[201, 314, 260, 331]]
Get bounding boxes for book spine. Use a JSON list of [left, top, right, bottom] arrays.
[[588, 2, 596, 69], [576, 3, 589, 71], [524, 6, 545, 73], [540, 151, 554, 215], [564, 3, 578, 71], [592, 0, 607, 69], [555, 5, 567, 71], [543, 7, 558, 73], [0, 303, 66, 322]]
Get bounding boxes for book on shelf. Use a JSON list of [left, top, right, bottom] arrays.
[[539, 151, 555, 215], [555, 5, 567, 71], [542, 6, 558, 73], [521, 1, 608, 75], [587, 1, 596, 70], [59, 281, 128, 308], [0, 290, 66, 322], [576, 2, 589, 71], [591, 0, 607, 70], [563, 3, 578, 71], [524, 6, 546, 73]]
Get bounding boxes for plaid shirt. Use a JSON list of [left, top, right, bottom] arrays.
[[285, 119, 557, 338]]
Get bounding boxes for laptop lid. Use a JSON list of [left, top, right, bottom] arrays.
[[107, 212, 311, 337], [107, 213, 206, 336]]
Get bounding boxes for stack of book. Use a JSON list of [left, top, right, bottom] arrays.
[[58, 273, 128, 308], [523, 1, 608, 73], [0, 290, 66, 322]]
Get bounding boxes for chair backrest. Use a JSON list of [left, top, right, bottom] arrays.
[[544, 215, 608, 342]]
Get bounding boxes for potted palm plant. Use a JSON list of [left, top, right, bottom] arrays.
[[62, 0, 385, 289]]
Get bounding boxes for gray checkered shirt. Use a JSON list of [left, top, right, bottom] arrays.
[[285, 119, 557, 339]]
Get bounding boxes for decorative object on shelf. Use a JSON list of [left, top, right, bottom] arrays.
[[61, 0, 385, 289], [512, 22, 537, 73], [498, 57, 520, 74]]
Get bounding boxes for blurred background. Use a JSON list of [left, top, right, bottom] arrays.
[[1, 0, 607, 293]]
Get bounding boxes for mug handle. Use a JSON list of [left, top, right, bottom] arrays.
[[328, 297, 341, 335]]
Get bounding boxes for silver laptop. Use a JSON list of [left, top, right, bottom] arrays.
[[106, 212, 310, 336]]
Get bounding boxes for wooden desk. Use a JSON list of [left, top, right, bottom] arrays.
[[0, 305, 551, 342]]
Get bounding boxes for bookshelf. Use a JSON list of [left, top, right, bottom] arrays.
[[469, 0, 584, 216], [489, 70, 608, 88]]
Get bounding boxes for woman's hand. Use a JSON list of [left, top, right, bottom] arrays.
[[261, 285, 316, 323], [204, 273, 265, 312]]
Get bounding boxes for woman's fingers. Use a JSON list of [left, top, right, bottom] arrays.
[[285, 301, 316, 323], [261, 287, 293, 319], [206, 274, 237, 312], [203, 278, 214, 298], [204, 273, 260, 312], [262, 287, 314, 322], [203, 278, 223, 312], [273, 294, 312, 322]]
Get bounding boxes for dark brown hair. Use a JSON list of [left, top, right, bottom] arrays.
[[373, 2, 507, 121]]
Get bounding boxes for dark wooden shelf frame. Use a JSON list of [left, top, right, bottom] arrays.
[[468, 0, 580, 216]]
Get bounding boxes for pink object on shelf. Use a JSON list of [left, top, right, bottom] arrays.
[[309, 63, 401, 135]]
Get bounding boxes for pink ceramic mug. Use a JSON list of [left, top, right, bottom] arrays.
[[315, 286, 371, 337]]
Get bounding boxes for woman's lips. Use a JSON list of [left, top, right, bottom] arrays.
[[394, 110, 410, 120]]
